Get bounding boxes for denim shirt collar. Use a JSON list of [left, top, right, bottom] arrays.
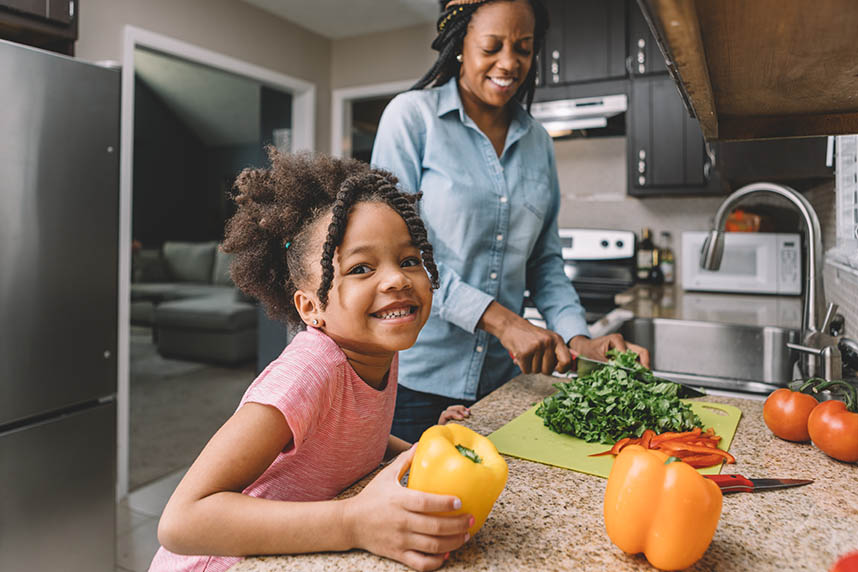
[[437, 77, 532, 155]]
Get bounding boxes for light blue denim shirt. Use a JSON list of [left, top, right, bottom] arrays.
[[371, 78, 589, 400]]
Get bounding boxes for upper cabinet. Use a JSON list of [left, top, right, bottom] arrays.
[[638, 0, 858, 141], [542, 0, 626, 86], [0, 0, 77, 55], [627, 0, 666, 77], [536, 0, 628, 100]]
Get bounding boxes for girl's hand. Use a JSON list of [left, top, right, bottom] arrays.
[[344, 447, 472, 571], [568, 333, 651, 368], [438, 405, 470, 425]]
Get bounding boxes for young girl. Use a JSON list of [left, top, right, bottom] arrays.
[[149, 151, 473, 572]]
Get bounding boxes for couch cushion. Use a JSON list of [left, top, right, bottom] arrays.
[[211, 248, 234, 286], [156, 296, 257, 331], [131, 283, 235, 302], [163, 241, 218, 283], [133, 249, 169, 283]]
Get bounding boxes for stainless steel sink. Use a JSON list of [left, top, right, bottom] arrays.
[[618, 318, 801, 394]]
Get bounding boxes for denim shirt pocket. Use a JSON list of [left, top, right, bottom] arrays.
[[519, 167, 551, 221]]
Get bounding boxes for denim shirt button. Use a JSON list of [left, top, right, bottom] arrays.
[[500, 196, 508, 203], [490, 272, 498, 280], [476, 345, 484, 352], [496, 234, 504, 241]]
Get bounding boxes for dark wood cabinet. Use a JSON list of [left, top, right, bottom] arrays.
[[0, 0, 77, 55], [541, 0, 626, 87], [627, 0, 667, 76], [627, 75, 722, 196]]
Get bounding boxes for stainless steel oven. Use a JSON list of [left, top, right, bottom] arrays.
[[524, 228, 636, 330]]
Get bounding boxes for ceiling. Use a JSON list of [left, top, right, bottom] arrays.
[[135, 48, 264, 147], [239, 0, 440, 39]]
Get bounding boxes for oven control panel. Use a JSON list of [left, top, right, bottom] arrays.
[[558, 229, 636, 261]]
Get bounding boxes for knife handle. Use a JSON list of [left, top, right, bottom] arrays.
[[705, 474, 754, 492]]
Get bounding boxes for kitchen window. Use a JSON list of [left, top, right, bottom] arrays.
[[830, 134, 858, 271]]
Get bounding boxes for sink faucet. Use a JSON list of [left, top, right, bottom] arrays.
[[700, 181, 842, 380]]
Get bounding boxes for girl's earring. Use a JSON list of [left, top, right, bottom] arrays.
[[456, 53, 463, 63], [312, 319, 319, 325]]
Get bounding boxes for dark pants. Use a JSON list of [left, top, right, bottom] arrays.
[[391, 385, 476, 444]]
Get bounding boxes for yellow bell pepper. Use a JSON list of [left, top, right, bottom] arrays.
[[604, 444, 722, 570], [407, 424, 508, 536]]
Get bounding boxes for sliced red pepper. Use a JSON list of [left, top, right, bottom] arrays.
[[679, 453, 724, 468]]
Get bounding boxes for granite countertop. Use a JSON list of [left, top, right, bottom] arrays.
[[615, 284, 803, 330], [231, 374, 857, 572]]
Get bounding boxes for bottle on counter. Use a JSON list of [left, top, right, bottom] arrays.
[[648, 248, 665, 285], [637, 227, 654, 282], [659, 231, 675, 284]]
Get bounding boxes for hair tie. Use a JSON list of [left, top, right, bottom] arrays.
[[284, 241, 291, 250]]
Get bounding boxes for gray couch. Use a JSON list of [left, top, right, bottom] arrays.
[[131, 241, 257, 365]]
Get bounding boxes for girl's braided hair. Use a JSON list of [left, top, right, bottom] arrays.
[[411, 0, 549, 111], [222, 149, 439, 326]]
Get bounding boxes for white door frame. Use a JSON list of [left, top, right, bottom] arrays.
[[330, 79, 415, 158], [117, 25, 316, 499]]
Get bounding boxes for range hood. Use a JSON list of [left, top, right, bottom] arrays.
[[531, 94, 627, 137]]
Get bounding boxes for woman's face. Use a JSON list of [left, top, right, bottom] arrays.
[[459, 0, 535, 110]]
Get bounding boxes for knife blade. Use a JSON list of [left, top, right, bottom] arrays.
[[704, 474, 813, 493], [575, 355, 707, 398]]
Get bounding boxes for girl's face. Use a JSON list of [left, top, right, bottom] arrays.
[[458, 0, 535, 110], [297, 201, 433, 358]]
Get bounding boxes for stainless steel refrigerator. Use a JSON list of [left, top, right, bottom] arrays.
[[0, 39, 118, 570]]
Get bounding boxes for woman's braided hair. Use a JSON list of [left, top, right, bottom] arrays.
[[411, 0, 549, 111], [222, 149, 439, 326]]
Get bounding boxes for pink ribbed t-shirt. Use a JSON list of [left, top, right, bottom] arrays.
[[149, 327, 398, 572]]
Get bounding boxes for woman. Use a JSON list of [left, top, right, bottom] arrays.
[[371, 0, 649, 442]]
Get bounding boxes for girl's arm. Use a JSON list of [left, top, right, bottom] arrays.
[[158, 403, 470, 570]]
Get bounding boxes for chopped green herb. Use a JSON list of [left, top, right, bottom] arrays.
[[535, 349, 703, 444]]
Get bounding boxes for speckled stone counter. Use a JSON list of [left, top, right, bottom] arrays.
[[231, 374, 857, 572]]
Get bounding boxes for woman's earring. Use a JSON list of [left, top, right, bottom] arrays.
[[312, 319, 319, 325], [456, 53, 463, 63]]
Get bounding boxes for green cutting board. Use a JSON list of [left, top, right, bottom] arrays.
[[488, 401, 742, 478]]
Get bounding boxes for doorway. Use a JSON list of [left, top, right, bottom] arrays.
[[118, 26, 315, 500], [331, 79, 414, 159]]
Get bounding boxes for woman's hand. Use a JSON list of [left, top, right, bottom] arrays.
[[478, 301, 573, 375], [439, 405, 470, 425], [568, 334, 651, 368], [344, 447, 472, 571]]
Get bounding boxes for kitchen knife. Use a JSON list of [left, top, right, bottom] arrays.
[[575, 355, 707, 398], [704, 474, 813, 493]]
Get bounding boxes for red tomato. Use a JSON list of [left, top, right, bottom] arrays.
[[808, 399, 858, 462], [831, 550, 858, 572], [763, 388, 818, 442]]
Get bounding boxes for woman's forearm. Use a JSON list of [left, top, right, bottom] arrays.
[[477, 300, 520, 338]]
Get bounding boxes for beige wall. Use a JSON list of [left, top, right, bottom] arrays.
[[331, 23, 436, 89], [75, 0, 333, 151]]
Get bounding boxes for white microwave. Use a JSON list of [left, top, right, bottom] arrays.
[[681, 231, 802, 295]]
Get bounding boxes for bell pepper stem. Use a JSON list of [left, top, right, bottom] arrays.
[[455, 444, 483, 464], [811, 380, 858, 412]]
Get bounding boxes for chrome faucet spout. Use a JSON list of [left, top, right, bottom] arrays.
[[700, 182, 826, 336]]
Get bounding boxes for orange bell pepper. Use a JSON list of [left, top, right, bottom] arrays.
[[604, 445, 723, 570]]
